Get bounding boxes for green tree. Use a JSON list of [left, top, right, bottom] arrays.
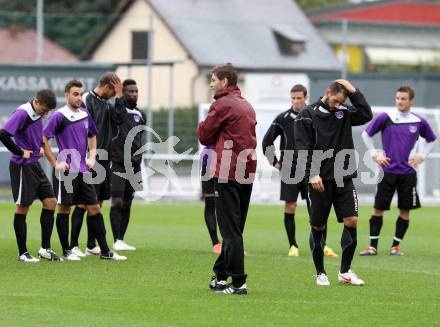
[[0, 0, 352, 56], [296, 0, 349, 11], [0, 0, 121, 56]]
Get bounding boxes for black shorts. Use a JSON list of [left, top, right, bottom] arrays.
[[111, 162, 142, 199], [280, 180, 307, 202], [307, 179, 358, 226], [10, 161, 55, 206], [53, 171, 98, 206], [90, 160, 111, 201], [201, 164, 214, 195], [374, 172, 420, 211]]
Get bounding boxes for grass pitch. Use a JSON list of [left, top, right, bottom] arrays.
[[0, 202, 438, 326]]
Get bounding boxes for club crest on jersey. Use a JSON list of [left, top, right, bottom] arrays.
[[134, 115, 140, 123], [84, 121, 89, 129], [335, 111, 344, 119], [409, 125, 417, 133]]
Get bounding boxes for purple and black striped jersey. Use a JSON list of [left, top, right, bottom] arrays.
[[43, 106, 97, 173], [3, 102, 43, 165], [365, 110, 437, 175]]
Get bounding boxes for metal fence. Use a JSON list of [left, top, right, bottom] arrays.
[[137, 104, 440, 205]]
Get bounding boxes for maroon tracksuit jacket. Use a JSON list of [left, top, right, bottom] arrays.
[[197, 86, 257, 182]]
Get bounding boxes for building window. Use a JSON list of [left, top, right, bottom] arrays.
[[132, 31, 149, 60], [274, 31, 305, 56], [271, 25, 306, 56]]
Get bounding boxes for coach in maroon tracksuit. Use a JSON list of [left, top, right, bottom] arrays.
[[197, 64, 257, 295]]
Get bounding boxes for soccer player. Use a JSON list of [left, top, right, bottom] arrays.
[[360, 86, 437, 256], [110, 79, 145, 251], [295, 79, 372, 286], [197, 63, 257, 295], [0, 89, 60, 262], [69, 72, 125, 257], [43, 79, 126, 261], [262, 84, 337, 258], [200, 145, 221, 254]]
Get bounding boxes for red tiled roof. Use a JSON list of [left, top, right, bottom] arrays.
[[310, 2, 440, 26], [0, 27, 77, 64]]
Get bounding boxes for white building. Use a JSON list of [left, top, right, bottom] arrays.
[[81, 0, 339, 108]]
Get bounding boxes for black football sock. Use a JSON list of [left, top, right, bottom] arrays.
[[86, 215, 97, 249], [309, 226, 326, 249], [369, 215, 383, 249], [204, 197, 219, 245], [40, 209, 55, 249], [392, 217, 409, 247], [70, 207, 86, 248], [56, 213, 70, 253], [340, 225, 357, 273], [284, 213, 297, 247], [120, 206, 131, 240], [88, 213, 110, 254], [110, 206, 122, 242], [310, 228, 325, 275], [14, 213, 27, 255]]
